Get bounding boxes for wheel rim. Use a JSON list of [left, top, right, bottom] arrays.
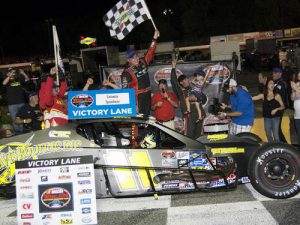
[[260, 154, 297, 189]]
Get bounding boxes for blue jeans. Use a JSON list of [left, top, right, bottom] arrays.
[[8, 103, 24, 134], [294, 119, 300, 145], [264, 117, 280, 142]]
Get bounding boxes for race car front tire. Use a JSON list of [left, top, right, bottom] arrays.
[[249, 142, 300, 199]]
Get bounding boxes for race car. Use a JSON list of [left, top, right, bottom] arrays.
[[0, 116, 299, 199]]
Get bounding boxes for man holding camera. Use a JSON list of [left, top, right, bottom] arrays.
[[2, 68, 29, 134], [218, 79, 254, 135], [151, 79, 178, 129]]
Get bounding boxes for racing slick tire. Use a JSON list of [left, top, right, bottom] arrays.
[[236, 132, 262, 143], [249, 142, 300, 199]]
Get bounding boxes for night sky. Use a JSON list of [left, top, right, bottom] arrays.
[[1, 0, 300, 57]]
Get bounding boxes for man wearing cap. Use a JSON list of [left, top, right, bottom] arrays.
[[218, 79, 254, 135], [171, 59, 196, 138], [151, 79, 178, 129], [121, 30, 160, 116], [272, 67, 288, 142], [15, 92, 43, 133], [39, 67, 68, 128], [2, 68, 30, 134]]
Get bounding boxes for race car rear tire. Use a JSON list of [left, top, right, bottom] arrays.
[[236, 132, 262, 143], [249, 142, 300, 199]]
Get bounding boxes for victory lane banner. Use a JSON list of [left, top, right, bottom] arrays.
[[68, 88, 137, 119], [15, 155, 97, 225]]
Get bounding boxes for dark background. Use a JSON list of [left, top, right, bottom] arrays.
[[0, 0, 300, 57]]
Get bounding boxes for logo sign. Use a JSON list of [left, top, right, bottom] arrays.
[[21, 213, 34, 219], [161, 150, 176, 159], [22, 203, 32, 210], [41, 176, 48, 182], [68, 89, 137, 119], [80, 198, 91, 204], [77, 172, 91, 177], [82, 207, 91, 214], [60, 219, 73, 224], [71, 93, 94, 108], [60, 167, 69, 173], [48, 130, 71, 138], [39, 185, 73, 212]]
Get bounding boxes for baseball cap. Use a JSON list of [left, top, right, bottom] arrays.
[[158, 79, 167, 85], [126, 49, 137, 59], [28, 92, 37, 97], [229, 79, 237, 87], [194, 70, 205, 77], [8, 67, 16, 73], [273, 67, 283, 73], [52, 83, 59, 88]]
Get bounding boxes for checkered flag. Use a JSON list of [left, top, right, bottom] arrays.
[[103, 0, 152, 40]]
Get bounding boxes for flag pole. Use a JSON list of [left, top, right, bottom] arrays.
[[52, 25, 59, 84], [140, 0, 157, 30]]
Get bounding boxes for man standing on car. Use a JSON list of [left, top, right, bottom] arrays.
[[218, 79, 254, 135], [2, 68, 30, 134], [121, 30, 160, 116], [272, 67, 288, 143], [151, 79, 178, 129]]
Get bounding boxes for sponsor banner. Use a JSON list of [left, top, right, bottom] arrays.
[[68, 88, 136, 119], [102, 61, 233, 132], [15, 155, 97, 225]]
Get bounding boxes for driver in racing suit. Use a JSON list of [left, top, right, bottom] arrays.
[[39, 68, 68, 128], [121, 30, 160, 116]]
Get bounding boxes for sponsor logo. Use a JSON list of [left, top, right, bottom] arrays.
[[38, 169, 51, 174], [20, 186, 32, 190], [78, 166, 91, 170], [71, 94, 94, 108], [41, 176, 48, 182], [60, 167, 69, 173], [60, 219, 73, 224], [21, 213, 34, 219], [60, 213, 72, 217], [210, 179, 225, 187], [211, 147, 244, 155], [20, 192, 34, 199], [58, 175, 71, 180], [153, 67, 183, 84], [162, 183, 179, 190], [178, 159, 189, 167], [179, 182, 195, 190], [41, 187, 71, 209], [80, 198, 91, 204], [19, 178, 30, 183], [82, 217, 92, 223], [78, 180, 91, 185], [22, 203, 32, 210], [161, 150, 176, 159], [176, 152, 189, 159], [82, 207, 91, 214], [23, 222, 31, 225], [77, 172, 91, 177], [42, 214, 52, 220], [79, 189, 92, 194], [49, 130, 71, 138], [18, 170, 31, 175], [241, 176, 250, 184]]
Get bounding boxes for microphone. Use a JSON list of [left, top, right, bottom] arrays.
[[162, 88, 165, 93]]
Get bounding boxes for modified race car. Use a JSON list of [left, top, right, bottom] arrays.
[[0, 117, 299, 199]]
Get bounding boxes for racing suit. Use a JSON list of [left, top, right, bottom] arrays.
[[121, 39, 157, 116], [39, 76, 68, 128]]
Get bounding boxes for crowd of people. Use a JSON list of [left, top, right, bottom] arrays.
[[1, 30, 300, 145]]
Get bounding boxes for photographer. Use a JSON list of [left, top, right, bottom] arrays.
[[218, 79, 254, 135], [2, 68, 29, 134]]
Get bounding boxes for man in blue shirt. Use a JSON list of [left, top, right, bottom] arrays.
[[218, 79, 254, 135]]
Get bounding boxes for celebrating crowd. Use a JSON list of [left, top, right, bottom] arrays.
[[2, 30, 300, 145]]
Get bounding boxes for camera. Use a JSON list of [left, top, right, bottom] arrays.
[[208, 98, 223, 115]]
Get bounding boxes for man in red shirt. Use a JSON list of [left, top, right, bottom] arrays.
[[39, 67, 68, 128], [151, 79, 178, 129]]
